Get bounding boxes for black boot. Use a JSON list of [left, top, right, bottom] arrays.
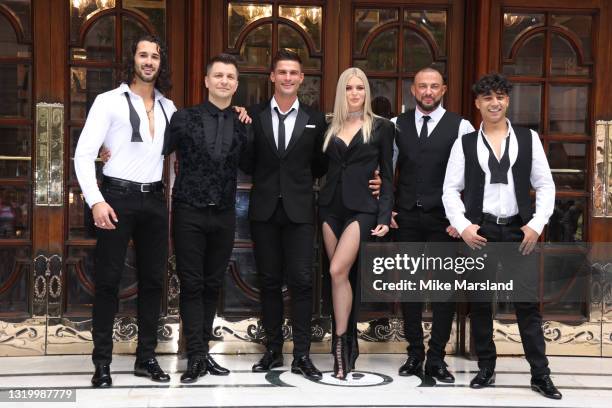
[[332, 333, 350, 380], [91, 364, 112, 388]]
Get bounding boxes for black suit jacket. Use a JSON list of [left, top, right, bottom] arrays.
[[244, 100, 328, 223], [318, 117, 395, 226]]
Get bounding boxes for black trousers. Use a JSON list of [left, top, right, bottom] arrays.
[[250, 199, 314, 358], [469, 218, 550, 377], [174, 202, 236, 358], [92, 186, 167, 365], [395, 207, 456, 367]]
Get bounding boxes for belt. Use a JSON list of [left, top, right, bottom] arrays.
[[102, 176, 164, 193], [481, 213, 521, 225]]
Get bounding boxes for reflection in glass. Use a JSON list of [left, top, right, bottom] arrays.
[[404, 10, 447, 55], [234, 74, 269, 108], [298, 76, 321, 110], [70, 67, 115, 121], [0, 0, 31, 42], [0, 64, 31, 117], [68, 186, 96, 239], [278, 24, 320, 70], [66, 246, 139, 315], [502, 13, 544, 58], [238, 24, 272, 68], [122, 16, 149, 64], [403, 30, 433, 73], [354, 8, 398, 53], [223, 248, 261, 314], [0, 13, 31, 57], [507, 84, 541, 131], [235, 190, 250, 241], [0, 186, 30, 238], [279, 5, 322, 52], [550, 34, 589, 76], [82, 15, 116, 61], [124, 0, 166, 39], [547, 198, 585, 242], [542, 250, 588, 315], [0, 247, 30, 315], [69, 127, 104, 183], [549, 85, 588, 134], [401, 79, 415, 113], [369, 79, 396, 114], [502, 33, 544, 76], [552, 14, 592, 62], [548, 142, 587, 190], [354, 29, 397, 71], [228, 3, 273, 48], [0, 126, 31, 178], [70, 0, 116, 43]]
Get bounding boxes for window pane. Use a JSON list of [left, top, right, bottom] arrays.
[[279, 5, 322, 52], [542, 249, 588, 315], [0, 12, 30, 57], [235, 190, 250, 241], [0, 126, 30, 178], [550, 34, 589, 76], [0, 64, 31, 118], [80, 15, 116, 61], [68, 186, 95, 239], [354, 8, 398, 54], [70, 0, 116, 44], [122, 16, 150, 65], [502, 13, 544, 59], [228, 3, 273, 49], [404, 10, 446, 55], [402, 30, 433, 73], [124, 0, 166, 38], [369, 79, 396, 115], [548, 142, 587, 190], [0, 247, 30, 316], [0, 185, 30, 239], [552, 14, 592, 62], [222, 248, 260, 314], [401, 79, 415, 113], [298, 76, 321, 110], [70, 67, 115, 121], [0, 0, 31, 42], [507, 83, 542, 132], [234, 74, 269, 108], [503, 33, 544, 76], [547, 198, 586, 242], [238, 24, 272, 68], [549, 85, 588, 134], [278, 24, 320, 70], [354, 29, 397, 71]]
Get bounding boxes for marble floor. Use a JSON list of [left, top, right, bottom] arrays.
[[1, 353, 611, 407]]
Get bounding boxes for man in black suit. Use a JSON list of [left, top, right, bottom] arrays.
[[247, 50, 327, 380], [392, 67, 474, 382]]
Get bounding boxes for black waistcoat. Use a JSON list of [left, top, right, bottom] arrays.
[[461, 126, 533, 224], [395, 109, 462, 211]]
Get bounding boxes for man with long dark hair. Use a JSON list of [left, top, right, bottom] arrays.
[[75, 34, 175, 388]]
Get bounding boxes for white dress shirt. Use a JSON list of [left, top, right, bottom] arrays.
[[442, 119, 555, 235], [270, 96, 300, 149], [74, 83, 177, 208], [391, 105, 475, 168]]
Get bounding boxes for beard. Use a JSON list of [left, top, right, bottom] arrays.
[[134, 65, 159, 83], [415, 97, 441, 112]]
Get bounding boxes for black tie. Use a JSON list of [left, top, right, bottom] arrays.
[[214, 112, 225, 156], [481, 132, 511, 184], [419, 115, 431, 140], [124, 92, 142, 142], [275, 107, 294, 155]]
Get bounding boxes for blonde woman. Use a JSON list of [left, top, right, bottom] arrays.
[[319, 67, 394, 379]]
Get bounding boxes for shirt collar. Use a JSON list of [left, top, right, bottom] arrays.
[[119, 82, 164, 102], [415, 104, 445, 123], [479, 118, 513, 140], [271, 96, 300, 115], [203, 100, 233, 116]]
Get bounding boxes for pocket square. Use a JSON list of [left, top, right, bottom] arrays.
[[305, 124, 316, 128]]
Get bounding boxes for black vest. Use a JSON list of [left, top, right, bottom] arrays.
[[395, 109, 462, 211], [462, 126, 533, 224]]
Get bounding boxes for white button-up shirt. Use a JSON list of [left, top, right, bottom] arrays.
[[270, 96, 300, 149], [74, 83, 177, 207], [442, 119, 555, 235]]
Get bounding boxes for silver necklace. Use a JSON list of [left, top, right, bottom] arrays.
[[347, 110, 363, 119]]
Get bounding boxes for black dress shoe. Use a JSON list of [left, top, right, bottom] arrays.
[[91, 364, 112, 388], [291, 355, 322, 380], [203, 353, 230, 376], [134, 358, 170, 382], [470, 367, 496, 388], [398, 356, 423, 376], [180, 357, 207, 384], [252, 350, 283, 372], [531, 375, 562, 399], [425, 364, 455, 383]]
